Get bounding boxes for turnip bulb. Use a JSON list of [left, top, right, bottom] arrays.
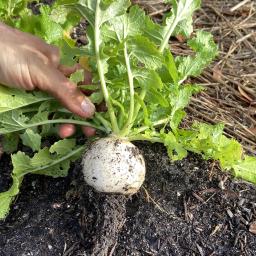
[[82, 137, 146, 195]]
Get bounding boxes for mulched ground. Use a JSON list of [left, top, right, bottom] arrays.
[[0, 0, 256, 255]]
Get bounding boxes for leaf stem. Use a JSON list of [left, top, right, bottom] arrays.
[[133, 88, 146, 122], [120, 42, 135, 136], [94, 0, 119, 134], [0, 119, 106, 135], [129, 135, 162, 143], [130, 117, 170, 136], [159, 16, 179, 53], [94, 113, 112, 133]]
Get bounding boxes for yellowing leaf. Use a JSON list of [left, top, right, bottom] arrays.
[[79, 56, 92, 71]]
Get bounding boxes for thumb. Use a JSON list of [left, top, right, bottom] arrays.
[[31, 61, 95, 118]]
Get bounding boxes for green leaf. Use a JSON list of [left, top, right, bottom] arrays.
[[15, 4, 64, 45], [164, 0, 201, 17], [66, 1, 96, 26], [0, 0, 26, 26], [30, 110, 50, 124], [0, 86, 52, 114], [159, 0, 201, 51], [99, 0, 131, 25], [233, 156, 256, 184], [36, 5, 64, 44], [60, 40, 84, 65], [70, 69, 85, 84], [0, 110, 30, 134], [178, 123, 243, 168], [170, 109, 186, 131], [108, 5, 158, 41], [49, 139, 76, 155], [173, 17, 193, 38], [164, 50, 179, 83], [0, 176, 20, 220], [170, 84, 202, 130], [1, 133, 19, 153], [161, 131, 188, 160], [20, 129, 41, 152], [164, 0, 201, 38], [67, 0, 130, 26], [89, 91, 104, 104], [128, 36, 163, 70], [125, 5, 146, 37], [30, 148, 53, 167], [134, 69, 163, 90], [176, 30, 218, 82], [50, 5, 69, 24], [177, 122, 256, 184], [134, 93, 150, 126], [147, 88, 169, 107], [12, 151, 32, 176]]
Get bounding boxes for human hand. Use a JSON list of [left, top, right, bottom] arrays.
[[0, 22, 95, 137]]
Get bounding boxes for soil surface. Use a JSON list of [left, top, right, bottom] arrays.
[[1, 142, 256, 256]]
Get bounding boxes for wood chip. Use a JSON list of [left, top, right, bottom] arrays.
[[210, 224, 222, 236], [249, 222, 256, 235], [238, 86, 255, 103], [196, 243, 204, 256], [248, 128, 256, 137], [212, 65, 223, 82], [176, 34, 186, 43], [230, 0, 251, 12], [227, 209, 234, 218]]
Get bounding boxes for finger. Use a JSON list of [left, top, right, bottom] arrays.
[[58, 124, 76, 138], [30, 60, 95, 118], [80, 70, 93, 96], [58, 63, 81, 77], [83, 69, 92, 85], [81, 126, 96, 137], [44, 45, 60, 67], [18, 29, 60, 65]]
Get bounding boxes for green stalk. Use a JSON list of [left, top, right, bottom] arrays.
[[133, 88, 146, 122], [94, 0, 119, 134], [120, 42, 135, 136], [94, 112, 112, 133], [159, 16, 180, 53], [0, 119, 106, 135], [129, 135, 162, 143], [130, 117, 170, 136]]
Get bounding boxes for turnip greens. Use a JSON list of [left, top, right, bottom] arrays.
[[0, 0, 255, 219]]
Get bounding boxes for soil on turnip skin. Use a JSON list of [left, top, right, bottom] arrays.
[[0, 142, 256, 256]]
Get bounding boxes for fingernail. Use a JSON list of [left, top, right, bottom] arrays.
[[81, 98, 95, 117]]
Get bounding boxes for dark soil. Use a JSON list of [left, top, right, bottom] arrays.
[[1, 143, 256, 256]]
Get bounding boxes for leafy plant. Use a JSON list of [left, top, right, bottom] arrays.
[[0, 0, 255, 219]]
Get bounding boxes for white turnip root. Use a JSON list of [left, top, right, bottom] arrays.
[[82, 137, 145, 195]]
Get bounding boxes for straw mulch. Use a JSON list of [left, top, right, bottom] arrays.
[[135, 0, 256, 155]]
